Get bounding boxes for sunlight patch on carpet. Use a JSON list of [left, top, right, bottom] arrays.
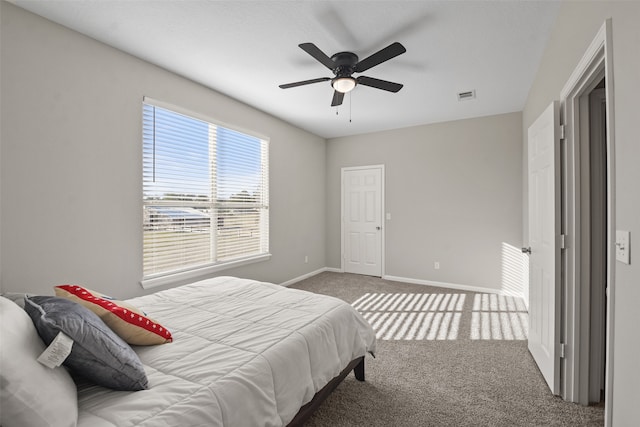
[[352, 293, 465, 340], [470, 294, 528, 340], [352, 292, 528, 341]]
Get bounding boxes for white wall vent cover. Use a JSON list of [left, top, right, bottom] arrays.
[[457, 90, 476, 101]]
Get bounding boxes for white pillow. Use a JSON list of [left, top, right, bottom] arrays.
[[0, 296, 78, 427]]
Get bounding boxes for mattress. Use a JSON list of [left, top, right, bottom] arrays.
[[75, 276, 376, 426]]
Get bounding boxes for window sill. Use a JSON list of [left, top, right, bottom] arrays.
[[140, 253, 272, 290]]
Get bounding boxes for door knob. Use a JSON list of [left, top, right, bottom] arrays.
[[376, 226, 381, 230], [521, 247, 532, 254]]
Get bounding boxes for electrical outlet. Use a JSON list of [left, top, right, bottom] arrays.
[[304, 255, 309, 264], [434, 261, 440, 270]]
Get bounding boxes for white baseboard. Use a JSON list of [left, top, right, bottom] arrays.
[[280, 268, 328, 287], [280, 269, 521, 298], [382, 274, 509, 296]]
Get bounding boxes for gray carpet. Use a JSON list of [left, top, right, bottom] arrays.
[[290, 272, 604, 427]]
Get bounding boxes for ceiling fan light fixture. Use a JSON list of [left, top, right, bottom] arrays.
[[332, 77, 356, 93], [280, 42, 406, 106]]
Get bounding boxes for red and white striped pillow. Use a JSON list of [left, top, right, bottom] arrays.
[[54, 285, 172, 346]]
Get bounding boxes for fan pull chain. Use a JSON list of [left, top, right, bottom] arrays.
[[349, 92, 352, 123]]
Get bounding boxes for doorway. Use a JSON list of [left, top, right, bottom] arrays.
[[561, 77, 608, 406], [341, 165, 384, 276], [585, 82, 607, 405], [565, 78, 608, 405], [526, 20, 614, 426], [558, 19, 615, 424]]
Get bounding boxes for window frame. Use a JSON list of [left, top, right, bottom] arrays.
[[140, 97, 270, 289]]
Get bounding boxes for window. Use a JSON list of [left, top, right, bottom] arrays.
[[142, 98, 269, 287]]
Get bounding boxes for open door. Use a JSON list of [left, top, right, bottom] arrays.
[[526, 101, 562, 394]]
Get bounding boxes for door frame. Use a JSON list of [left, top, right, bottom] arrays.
[[340, 165, 385, 276], [559, 19, 615, 425]]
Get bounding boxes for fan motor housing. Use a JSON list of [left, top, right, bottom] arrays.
[[331, 52, 358, 77]]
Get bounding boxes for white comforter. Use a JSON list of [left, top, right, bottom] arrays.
[[76, 276, 376, 427]]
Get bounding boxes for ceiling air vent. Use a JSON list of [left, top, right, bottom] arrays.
[[457, 90, 476, 101]]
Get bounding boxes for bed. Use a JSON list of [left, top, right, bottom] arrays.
[[0, 276, 376, 427]]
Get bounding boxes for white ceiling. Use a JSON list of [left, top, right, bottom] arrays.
[[11, 0, 560, 139]]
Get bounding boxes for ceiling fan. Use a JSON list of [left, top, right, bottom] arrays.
[[279, 42, 406, 107]]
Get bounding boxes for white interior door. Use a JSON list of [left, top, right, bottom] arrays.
[[342, 166, 383, 276], [527, 101, 561, 394]]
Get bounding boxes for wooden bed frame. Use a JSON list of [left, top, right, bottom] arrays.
[[287, 356, 365, 426]]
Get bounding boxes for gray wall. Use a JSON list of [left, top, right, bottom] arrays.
[[521, 2, 640, 424], [327, 112, 523, 293], [4, 2, 639, 423], [0, 2, 326, 298]]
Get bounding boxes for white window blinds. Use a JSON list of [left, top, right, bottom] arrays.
[[142, 99, 269, 281]]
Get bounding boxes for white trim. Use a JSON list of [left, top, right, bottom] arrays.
[[140, 253, 271, 289], [280, 268, 328, 287], [142, 96, 270, 142], [383, 275, 515, 296], [603, 21, 615, 427], [559, 19, 615, 425], [340, 165, 385, 277], [560, 23, 608, 100], [280, 269, 517, 296]]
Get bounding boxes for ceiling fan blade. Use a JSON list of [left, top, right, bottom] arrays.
[[279, 77, 331, 89], [331, 90, 344, 107], [357, 76, 403, 93], [299, 43, 336, 70], [354, 42, 406, 73]]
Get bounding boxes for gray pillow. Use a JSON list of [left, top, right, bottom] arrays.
[[24, 296, 148, 391], [0, 296, 78, 427]]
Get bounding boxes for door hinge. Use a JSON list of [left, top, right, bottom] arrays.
[[559, 124, 566, 140], [559, 343, 566, 359], [560, 234, 566, 249]]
